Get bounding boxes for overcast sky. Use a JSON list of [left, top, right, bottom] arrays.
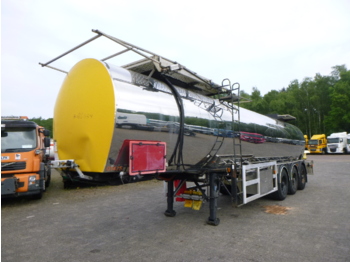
[[2, 0, 350, 119]]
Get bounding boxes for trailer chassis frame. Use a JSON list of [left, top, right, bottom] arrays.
[[161, 157, 311, 226]]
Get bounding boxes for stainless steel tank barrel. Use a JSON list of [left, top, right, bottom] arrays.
[[54, 58, 304, 175]]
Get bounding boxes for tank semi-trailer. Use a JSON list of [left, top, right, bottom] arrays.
[[1, 116, 51, 199], [40, 29, 313, 225]]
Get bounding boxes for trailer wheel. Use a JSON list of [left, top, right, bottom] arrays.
[[297, 164, 307, 190], [271, 168, 288, 200], [288, 166, 298, 195]]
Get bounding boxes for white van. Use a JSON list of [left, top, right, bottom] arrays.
[[116, 113, 147, 129]]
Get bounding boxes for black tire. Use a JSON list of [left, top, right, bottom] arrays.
[[45, 174, 51, 188], [288, 166, 298, 195], [297, 164, 307, 190], [45, 165, 51, 188], [271, 168, 288, 200]]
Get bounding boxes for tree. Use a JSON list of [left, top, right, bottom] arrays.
[[29, 117, 54, 137], [239, 64, 349, 136], [325, 69, 350, 132], [242, 87, 268, 114], [331, 64, 347, 81]]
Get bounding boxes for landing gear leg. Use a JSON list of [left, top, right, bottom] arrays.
[[207, 173, 220, 226], [164, 180, 176, 217]]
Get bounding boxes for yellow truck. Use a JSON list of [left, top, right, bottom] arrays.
[[304, 135, 309, 150], [308, 134, 327, 154]]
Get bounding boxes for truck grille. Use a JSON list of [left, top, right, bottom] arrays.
[[1, 162, 26, 171]]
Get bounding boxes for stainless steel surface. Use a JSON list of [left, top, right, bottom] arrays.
[[105, 62, 304, 172], [39, 30, 305, 177]]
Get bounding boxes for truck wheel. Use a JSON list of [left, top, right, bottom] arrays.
[[297, 164, 307, 190], [45, 165, 51, 188], [45, 174, 51, 188], [288, 166, 298, 195], [271, 168, 288, 200]]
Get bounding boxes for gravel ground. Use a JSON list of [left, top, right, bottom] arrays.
[[2, 154, 350, 262]]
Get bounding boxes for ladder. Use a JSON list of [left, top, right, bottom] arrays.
[[219, 79, 244, 206]]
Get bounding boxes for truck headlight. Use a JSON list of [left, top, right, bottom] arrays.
[[29, 176, 36, 185]]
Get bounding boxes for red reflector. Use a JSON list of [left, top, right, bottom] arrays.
[[129, 141, 166, 176]]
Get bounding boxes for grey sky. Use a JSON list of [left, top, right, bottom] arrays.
[[2, 0, 350, 118]]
